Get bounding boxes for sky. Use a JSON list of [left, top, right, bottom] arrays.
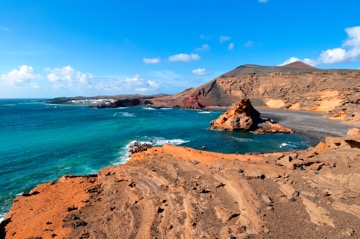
[[0, 0, 360, 98]]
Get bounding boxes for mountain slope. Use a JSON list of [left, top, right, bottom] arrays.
[[152, 62, 360, 124]]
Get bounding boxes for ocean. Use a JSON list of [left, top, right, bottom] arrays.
[[0, 99, 310, 221]]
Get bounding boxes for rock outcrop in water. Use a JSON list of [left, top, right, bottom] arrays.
[[210, 99, 261, 130], [210, 99, 294, 133], [1, 129, 360, 238]]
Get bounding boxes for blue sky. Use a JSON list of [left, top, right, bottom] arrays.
[[0, 0, 360, 98]]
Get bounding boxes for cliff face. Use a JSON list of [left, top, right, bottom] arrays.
[[152, 62, 360, 124], [1, 130, 360, 238]]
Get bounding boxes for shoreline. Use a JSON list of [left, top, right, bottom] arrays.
[[2, 131, 359, 238], [258, 108, 352, 145], [205, 106, 353, 146], [0, 104, 355, 227]]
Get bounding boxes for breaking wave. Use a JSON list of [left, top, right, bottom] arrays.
[[112, 138, 190, 165]]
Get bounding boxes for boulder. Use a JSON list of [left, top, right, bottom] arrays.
[[210, 99, 261, 131]]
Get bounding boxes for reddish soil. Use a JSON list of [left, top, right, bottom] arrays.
[[1, 130, 360, 239]]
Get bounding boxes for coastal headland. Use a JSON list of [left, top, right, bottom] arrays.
[[1, 129, 359, 238], [2, 62, 360, 238]]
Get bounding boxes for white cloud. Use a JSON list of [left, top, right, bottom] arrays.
[[280, 26, 360, 66], [280, 57, 300, 65], [244, 41, 254, 47], [192, 68, 209, 76], [143, 57, 160, 64], [168, 53, 200, 62], [195, 44, 210, 51], [280, 57, 316, 66], [46, 66, 94, 89], [0, 65, 40, 86], [220, 36, 231, 43], [343, 26, 360, 59], [258, 0, 268, 3], [318, 48, 347, 64], [94, 75, 159, 92], [228, 43, 235, 50]]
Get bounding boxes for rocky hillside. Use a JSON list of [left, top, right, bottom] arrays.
[[1, 130, 360, 238], [152, 62, 360, 124]]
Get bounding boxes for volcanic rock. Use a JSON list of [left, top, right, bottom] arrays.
[[2, 133, 360, 238], [210, 99, 261, 130], [128, 141, 153, 155], [151, 62, 360, 124]]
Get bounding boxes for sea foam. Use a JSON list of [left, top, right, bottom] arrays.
[[0, 213, 6, 223], [113, 112, 135, 117], [232, 137, 255, 142], [112, 138, 190, 165]]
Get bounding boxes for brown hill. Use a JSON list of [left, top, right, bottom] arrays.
[[151, 62, 360, 124], [282, 61, 317, 69]]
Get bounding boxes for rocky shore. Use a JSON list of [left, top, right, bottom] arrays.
[[1, 127, 360, 238], [2, 62, 359, 238]]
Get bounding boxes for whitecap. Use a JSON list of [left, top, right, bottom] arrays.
[[280, 143, 289, 148], [111, 138, 190, 165], [143, 107, 156, 110], [198, 111, 211, 114], [232, 137, 254, 142], [83, 167, 98, 175], [113, 112, 135, 117], [4, 104, 16, 107], [150, 138, 190, 146], [160, 108, 173, 110], [116, 107, 128, 109]]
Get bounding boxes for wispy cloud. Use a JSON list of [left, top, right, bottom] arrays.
[[244, 41, 254, 48], [280, 26, 360, 66], [192, 68, 210, 76], [0, 65, 40, 87], [220, 35, 231, 43], [195, 44, 210, 52], [143, 57, 160, 64], [228, 43, 235, 50], [94, 75, 159, 92], [200, 34, 210, 40], [2, 27, 10, 32], [168, 53, 200, 62], [45, 66, 160, 92], [258, 0, 269, 3]]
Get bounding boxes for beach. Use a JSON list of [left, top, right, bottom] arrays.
[[258, 109, 352, 144]]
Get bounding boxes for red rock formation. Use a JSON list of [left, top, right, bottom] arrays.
[[210, 99, 261, 130], [151, 63, 360, 125]]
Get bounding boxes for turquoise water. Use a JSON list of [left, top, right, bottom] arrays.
[[0, 99, 310, 220]]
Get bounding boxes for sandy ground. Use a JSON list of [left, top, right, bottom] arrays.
[[258, 108, 352, 144]]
